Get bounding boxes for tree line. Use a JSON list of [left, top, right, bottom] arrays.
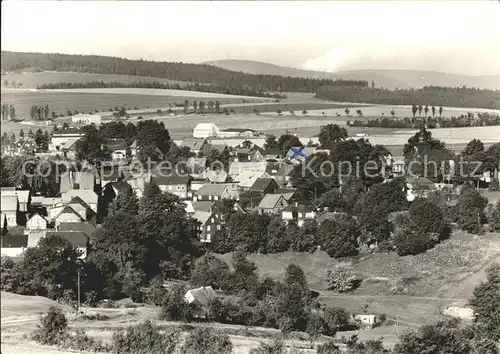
[[29, 104, 50, 120], [316, 85, 500, 109], [36, 80, 287, 99], [2, 51, 337, 93], [348, 113, 500, 129]]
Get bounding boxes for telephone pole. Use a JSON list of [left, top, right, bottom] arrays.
[[77, 268, 81, 319]]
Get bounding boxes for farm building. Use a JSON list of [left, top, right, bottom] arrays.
[[217, 128, 258, 138], [71, 113, 102, 126], [193, 123, 220, 138]]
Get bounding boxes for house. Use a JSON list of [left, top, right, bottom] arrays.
[[353, 314, 378, 329], [286, 146, 329, 163], [235, 148, 265, 162], [51, 127, 84, 150], [153, 175, 192, 199], [26, 213, 48, 231], [57, 222, 96, 238], [195, 183, 240, 202], [1, 195, 18, 227], [190, 179, 208, 192], [249, 178, 280, 195], [100, 165, 126, 189], [68, 196, 93, 220], [71, 113, 102, 126], [45, 231, 89, 259], [282, 204, 316, 227], [1, 234, 28, 258], [258, 194, 288, 215], [60, 170, 97, 194], [127, 175, 149, 198], [105, 139, 128, 160], [183, 200, 196, 214], [62, 190, 98, 213], [206, 142, 229, 156], [184, 286, 218, 318], [217, 128, 258, 138], [234, 170, 271, 191], [52, 206, 85, 227], [266, 160, 294, 183], [228, 161, 268, 179], [0, 214, 6, 233], [181, 138, 209, 155], [193, 211, 221, 243], [47, 203, 66, 221], [1, 188, 30, 212], [193, 123, 220, 138], [406, 176, 436, 201]]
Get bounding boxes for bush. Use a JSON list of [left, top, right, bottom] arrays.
[[327, 263, 359, 293], [249, 337, 286, 354], [190, 253, 230, 289], [181, 327, 232, 354], [62, 329, 109, 353], [393, 228, 435, 256], [317, 340, 341, 354], [32, 306, 68, 345], [323, 308, 350, 335], [112, 321, 179, 354]]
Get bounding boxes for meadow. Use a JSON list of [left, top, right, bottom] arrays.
[[1, 71, 194, 88]]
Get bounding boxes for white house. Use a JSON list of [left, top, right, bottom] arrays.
[[193, 123, 220, 138], [51, 127, 84, 150], [71, 113, 102, 126], [184, 286, 218, 318]]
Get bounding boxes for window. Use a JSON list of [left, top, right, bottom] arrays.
[[211, 218, 215, 223], [209, 195, 212, 200], [214, 196, 219, 200], [217, 225, 221, 230], [207, 225, 211, 231]]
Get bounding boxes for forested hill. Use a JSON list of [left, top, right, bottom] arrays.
[[316, 85, 500, 110], [1, 51, 336, 93]]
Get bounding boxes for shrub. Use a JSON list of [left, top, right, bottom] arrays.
[[32, 306, 68, 345], [112, 321, 179, 354], [317, 340, 341, 354], [327, 263, 359, 293], [393, 228, 435, 256], [249, 337, 286, 354], [62, 329, 109, 352], [190, 253, 230, 289], [181, 327, 232, 354], [0, 256, 16, 291], [323, 308, 350, 335]]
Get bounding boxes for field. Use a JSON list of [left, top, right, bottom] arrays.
[[1, 71, 196, 88], [216, 230, 500, 331]]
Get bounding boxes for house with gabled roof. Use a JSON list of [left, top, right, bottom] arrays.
[[153, 175, 192, 199], [68, 196, 93, 220], [60, 170, 97, 194], [105, 139, 129, 160], [181, 138, 209, 155], [52, 206, 85, 227], [228, 161, 268, 179], [1, 195, 18, 227], [26, 213, 48, 231], [1, 188, 30, 212], [193, 210, 221, 243], [235, 147, 265, 162], [249, 178, 279, 195], [207, 169, 228, 183], [282, 204, 316, 227], [406, 176, 436, 201], [62, 190, 98, 213], [258, 194, 288, 215]]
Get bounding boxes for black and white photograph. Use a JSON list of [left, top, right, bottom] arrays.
[[1, 1, 499, 353]]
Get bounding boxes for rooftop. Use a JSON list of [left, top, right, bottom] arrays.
[[45, 231, 89, 248]]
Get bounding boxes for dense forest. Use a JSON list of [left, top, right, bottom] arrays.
[[316, 85, 500, 109], [35, 80, 286, 99], [1, 51, 336, 93]]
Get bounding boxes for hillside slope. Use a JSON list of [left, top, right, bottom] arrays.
[[205, 59, 500, 90]]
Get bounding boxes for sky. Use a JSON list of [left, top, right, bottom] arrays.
[[2, 1, 500, 76]]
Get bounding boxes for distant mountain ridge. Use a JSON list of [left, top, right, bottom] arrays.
[[204, 59, 500, 90]]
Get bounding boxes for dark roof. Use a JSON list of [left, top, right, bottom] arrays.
[[53, 206, 85, 221], [60, 171, 96, 192], [58, 222, 96, 238], [222, 128, 257, 133], [52, 127, 83, 135], [100, 166, 124, 182], [110, 181, 130, 192], [105, 139, 129, 151], [250, 178, 278, 193], [45, 231, 88, 248], [69, 196, 91, 209], [153, 175, 191, 186], [0, 234, 28, 248]]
